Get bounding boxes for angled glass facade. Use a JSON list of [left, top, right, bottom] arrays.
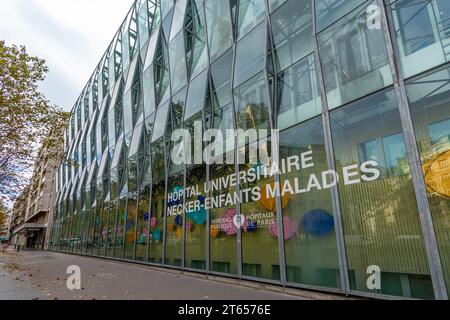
[[50, 0, 450, 300]]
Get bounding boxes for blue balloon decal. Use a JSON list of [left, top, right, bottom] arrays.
[[301, 210, 335, 236]]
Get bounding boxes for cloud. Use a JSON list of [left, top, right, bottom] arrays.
[[0, 0, 135, 111]]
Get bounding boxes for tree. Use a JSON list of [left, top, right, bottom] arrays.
[[0, 41, 70, 205]]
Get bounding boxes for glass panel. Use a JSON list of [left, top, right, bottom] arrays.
[[238, 144, 279, 280], [136, 186, 151, 261], [152, 101, 170, 142], [318, 1, 393, 109], [129, 123, 144, 157], [205, 0, 233, 62], [211, 50, 233, 109], [144, 27, 160, 71], [161, 0, 174, 19], [114, 196, 127, 259], [143, 66, 157, 116], [234, 23, 267, 87], [237, 0, 266, 39], [268, 0, 287, 12], [165, 172, 185, 267], [234, 73, 271, 134], [149, 180, 165, 264], [170, 0, 188, 41], [391, 0, 450, 78], [169, 32, 188, 95], [186, 0, 208, 79], [330, 88, 434, 299], [406, 66, 450, 295], [277, 55, 321, 131], [124, 193, 137, 260], [185, 70, 208, 121], [315, 0, 366, 32], [151, 137, 166, 184], [211, 103, 236, 158], [138, 0, 150, 47], [106, 199, 117, 257], [279, 117, 340, 288], [209, 163, 238, 275], [271, 0, 312, 72], [98, 201, 109, 256]]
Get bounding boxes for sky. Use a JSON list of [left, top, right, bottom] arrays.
[[0, 0, 135, 111]]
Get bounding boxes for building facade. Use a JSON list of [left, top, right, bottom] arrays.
[[49, 0, 450, 300], [0, 213, 10, 243], [11, 135, 62, 249]]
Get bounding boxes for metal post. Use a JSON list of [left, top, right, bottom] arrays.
[[264, 0, 287, 286], [311, 0, 351, 294]]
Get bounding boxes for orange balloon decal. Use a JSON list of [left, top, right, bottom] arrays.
[[259, 182, 290, 212]]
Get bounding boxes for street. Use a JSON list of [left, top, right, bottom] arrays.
[[0, 250, 345, 300]]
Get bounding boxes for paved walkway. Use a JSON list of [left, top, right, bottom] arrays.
[[0, 250, 346, 300]]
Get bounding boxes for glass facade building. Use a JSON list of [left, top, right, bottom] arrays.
[[49, 0, 450, 300]]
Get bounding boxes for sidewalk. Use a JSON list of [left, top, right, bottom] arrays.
[[0, 251, 348, 300]]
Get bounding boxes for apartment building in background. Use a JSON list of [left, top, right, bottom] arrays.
[[10, 132, 63, 250]]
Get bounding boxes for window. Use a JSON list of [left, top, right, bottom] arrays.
[[185, 70, 208, 121], [234, 72, 271, 134], [209, 163, 238, 275], [165, 172, 184, 267], [391, 0, 450, 78], [406, 66, 450, 295], [237, 0, 266, 39], [277, 55, 321, 130], [318, 1, 393, 109], [154, 31, 171, 106], [205, 0, 233, 62], [271, 0, 312, 72], [211, 50, 233, 109], [315, 0, 366, 32], [234, 23, 267, 86], [185, 0, 208, 79], [169, 32, 188, 95], [330, 88, 434, 299], [279, 117, 340, 288]]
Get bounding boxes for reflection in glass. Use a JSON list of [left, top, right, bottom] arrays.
[[149, 180, 165, 264], [185, 0, 208, 79], [185, 70, 208, 122], [279, 117, 340, 288], [165, 172, 184, 267], [271, 0, 312, 72], [211, 50, 233, 109], [318, 2, 393, 109], [234, 73, 271, 133], [169, 32, 188, 95], [315, 0, 366, 32], [237, 0, 266, 39], [391, 0, 450, 78], [406, 66, 450, 295], [234, 23, 267, 87], [209, 164, 238, 274], [277, 55, 321, 131], [136, 186, 150, 261], [205, 0, 233, 62], [330, 88, 434, 299]]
